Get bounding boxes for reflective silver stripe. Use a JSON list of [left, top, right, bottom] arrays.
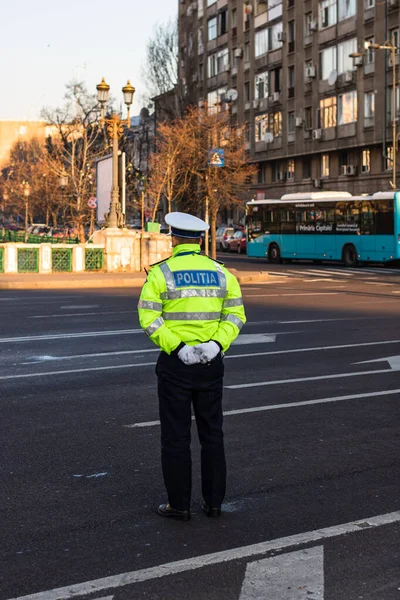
[[160, 262, 176, 292], [160, 289, 225, 300], [145, 317, 165, 336], [215, 264, 227, 296], [138, 300, 163, 311], [162, 312, 221, 321], [223, 297, 243, 308], [221, 314, 245, 330]]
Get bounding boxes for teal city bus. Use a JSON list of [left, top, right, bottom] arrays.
[[246, 191, 400, 266]]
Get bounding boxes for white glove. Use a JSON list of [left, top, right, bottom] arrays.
[[194, 341, 220, 364], [178, 345, 201, 366]]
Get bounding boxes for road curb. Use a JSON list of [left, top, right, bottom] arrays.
[[0, 277, 146, 290]]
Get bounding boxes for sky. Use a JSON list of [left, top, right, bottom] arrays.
[[0, 0, 177, 121]]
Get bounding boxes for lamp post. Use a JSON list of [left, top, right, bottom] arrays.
[[23, 182, 30, 242], [351, 39, 400, 188], [96, 78, 135, 228], [1, 191, 8, 237]]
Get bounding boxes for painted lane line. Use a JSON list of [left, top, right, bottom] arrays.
[[6, 512, 400, 600], [5, 338, 400, 380], [245, 293, 340, 298], [30, 311, 133, 319], [246, 316, 383, 325], [0, 329, 143, 344], [393, 291, 400, 294], [366, 282, 395, 286], [239, 546, 324, 600], [60, 305, 100, 309], [225, 368, 395, 390], [126, 388, 400, 428]]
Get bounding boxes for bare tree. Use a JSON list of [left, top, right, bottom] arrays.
[[41, 82, 107, 240]]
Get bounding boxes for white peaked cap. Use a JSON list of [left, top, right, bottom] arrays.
[[165, 212, 210, 237]]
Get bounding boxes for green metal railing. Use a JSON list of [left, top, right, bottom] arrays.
[[0, 248, 4, 273], [0, 231, 79, 244], [17, 248, 39, 273], [85, 248, 104, 271], [52, 248, 72, 272]]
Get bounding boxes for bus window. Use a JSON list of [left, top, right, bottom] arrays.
[[360, 201, 375, 235], [280, 208, 296, 234], [374, 200, 394, 235], [263, 208, 280, 234], [336, 202, 360, 234]]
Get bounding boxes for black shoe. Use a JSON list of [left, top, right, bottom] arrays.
[[202, 502, 221, 518], [158, 503, 191, 521]]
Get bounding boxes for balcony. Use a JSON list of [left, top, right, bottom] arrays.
[[364, 116, 374, 128], [337, 123, 356, 138]]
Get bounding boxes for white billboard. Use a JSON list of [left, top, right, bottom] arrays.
[[96, 155, 112, 224]]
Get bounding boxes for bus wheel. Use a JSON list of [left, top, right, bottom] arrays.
[[269, 243, 281, 264], [343, 244, 358, 267]]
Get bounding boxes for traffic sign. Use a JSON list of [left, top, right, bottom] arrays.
[[88, 197, 97, 209], [208, 148, 225, 167]]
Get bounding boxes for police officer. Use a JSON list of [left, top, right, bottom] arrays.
[[138, 212, 246, 521]]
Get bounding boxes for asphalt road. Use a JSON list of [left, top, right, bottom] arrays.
[[1, 259, 399, 600]]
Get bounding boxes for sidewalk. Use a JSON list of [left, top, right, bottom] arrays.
[[0, 269, 273, 290]]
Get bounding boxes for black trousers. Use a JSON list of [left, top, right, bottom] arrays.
[[156, 351, 226, 512]]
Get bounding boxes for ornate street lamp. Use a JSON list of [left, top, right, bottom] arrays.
[[23, 182, 30, 242], [96, 78, 135, 228]]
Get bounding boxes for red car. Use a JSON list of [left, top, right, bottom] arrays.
[[228, 230, 247, 254]]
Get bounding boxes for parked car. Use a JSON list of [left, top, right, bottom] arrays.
[[51, 228, 69, 239], [216, 226, 235, 251], [228, 230, 247, 254]]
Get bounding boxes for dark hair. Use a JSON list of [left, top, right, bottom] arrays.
[[173, 235, 201, 245]]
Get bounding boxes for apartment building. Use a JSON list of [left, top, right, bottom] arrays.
[[178, 0, 400, 201]]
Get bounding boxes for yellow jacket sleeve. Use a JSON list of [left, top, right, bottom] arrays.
[[212, 269, 246, 352], [138, 267, 182, 354]]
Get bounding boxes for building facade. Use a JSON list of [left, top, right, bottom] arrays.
[[178, 0, 400, 201]]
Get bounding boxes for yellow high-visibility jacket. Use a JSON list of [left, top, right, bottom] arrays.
[[138, 243, 246, 354]]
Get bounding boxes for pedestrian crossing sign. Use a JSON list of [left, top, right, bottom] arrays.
[[208, 148, 225, 167]]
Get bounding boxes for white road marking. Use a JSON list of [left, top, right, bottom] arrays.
[[365, 282, 395, 286], [0, 329, 143, 344], [126, 388, 400, 428], [6, 512, 400, 600], [239, 546, 324, 600], [245, 316, 383, 325], [226, 368, 395, 390], [30, 311, 132, 319], [5, 338, 400, 380], [302, 278, 335, 282], [356, 355, 400, 369], [231, 334, 276, 345], [393, 291, 400, 294], [245, 293, 339, 297], [60, 305, 100, 309]]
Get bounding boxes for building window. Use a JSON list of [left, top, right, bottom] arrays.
[[217, 48, 229, 72], [302, 158, 312, 179], [338, 0, 356, 22], [288, 20, 295, 53], [244, 81, 250, 102], [321, 154, 330, 177], [385, 147, 394, 171], [255, 113, 268, 142], [365, 38, 375, 64], [288, 111, 295, 133], [267, 0, 283, 21], [257, 164, 266, 184], [389, 30, 400, 64], [217, 87, 227, 110], [269, 112, 282, 137], [269, 22, 283, 51], [244, 42, 250, 62], [338, 38, 357, 73], [287, 159, 295, 180], [218, 10, 228, 36], [305, 13, 313, 37], [255, 28, 269, 58], [207, 90, 218, 113], [320, 96, 337, 128], [388, 87, 400, 122], [271, 68, 282, 93], [207, 0, 216, 5], [208, 53, 217, 77], [338, 90, 357, 125], [288, 66, 295, 97], [255, 71, 269, 100], [208, 17, 217, 41], [365, 0, 375, 7], [305, 106, 313, 130], [362, 149, 371, 173], [320, 46, 337, 81], [364, 92, 375, 119], [319, 0, 337, 29], [231, 8, 237, 30]]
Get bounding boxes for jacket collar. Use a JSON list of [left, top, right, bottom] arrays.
[[172, 243, 201, 257]]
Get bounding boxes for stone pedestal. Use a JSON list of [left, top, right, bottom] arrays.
[[93, 228, 171, 272]]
